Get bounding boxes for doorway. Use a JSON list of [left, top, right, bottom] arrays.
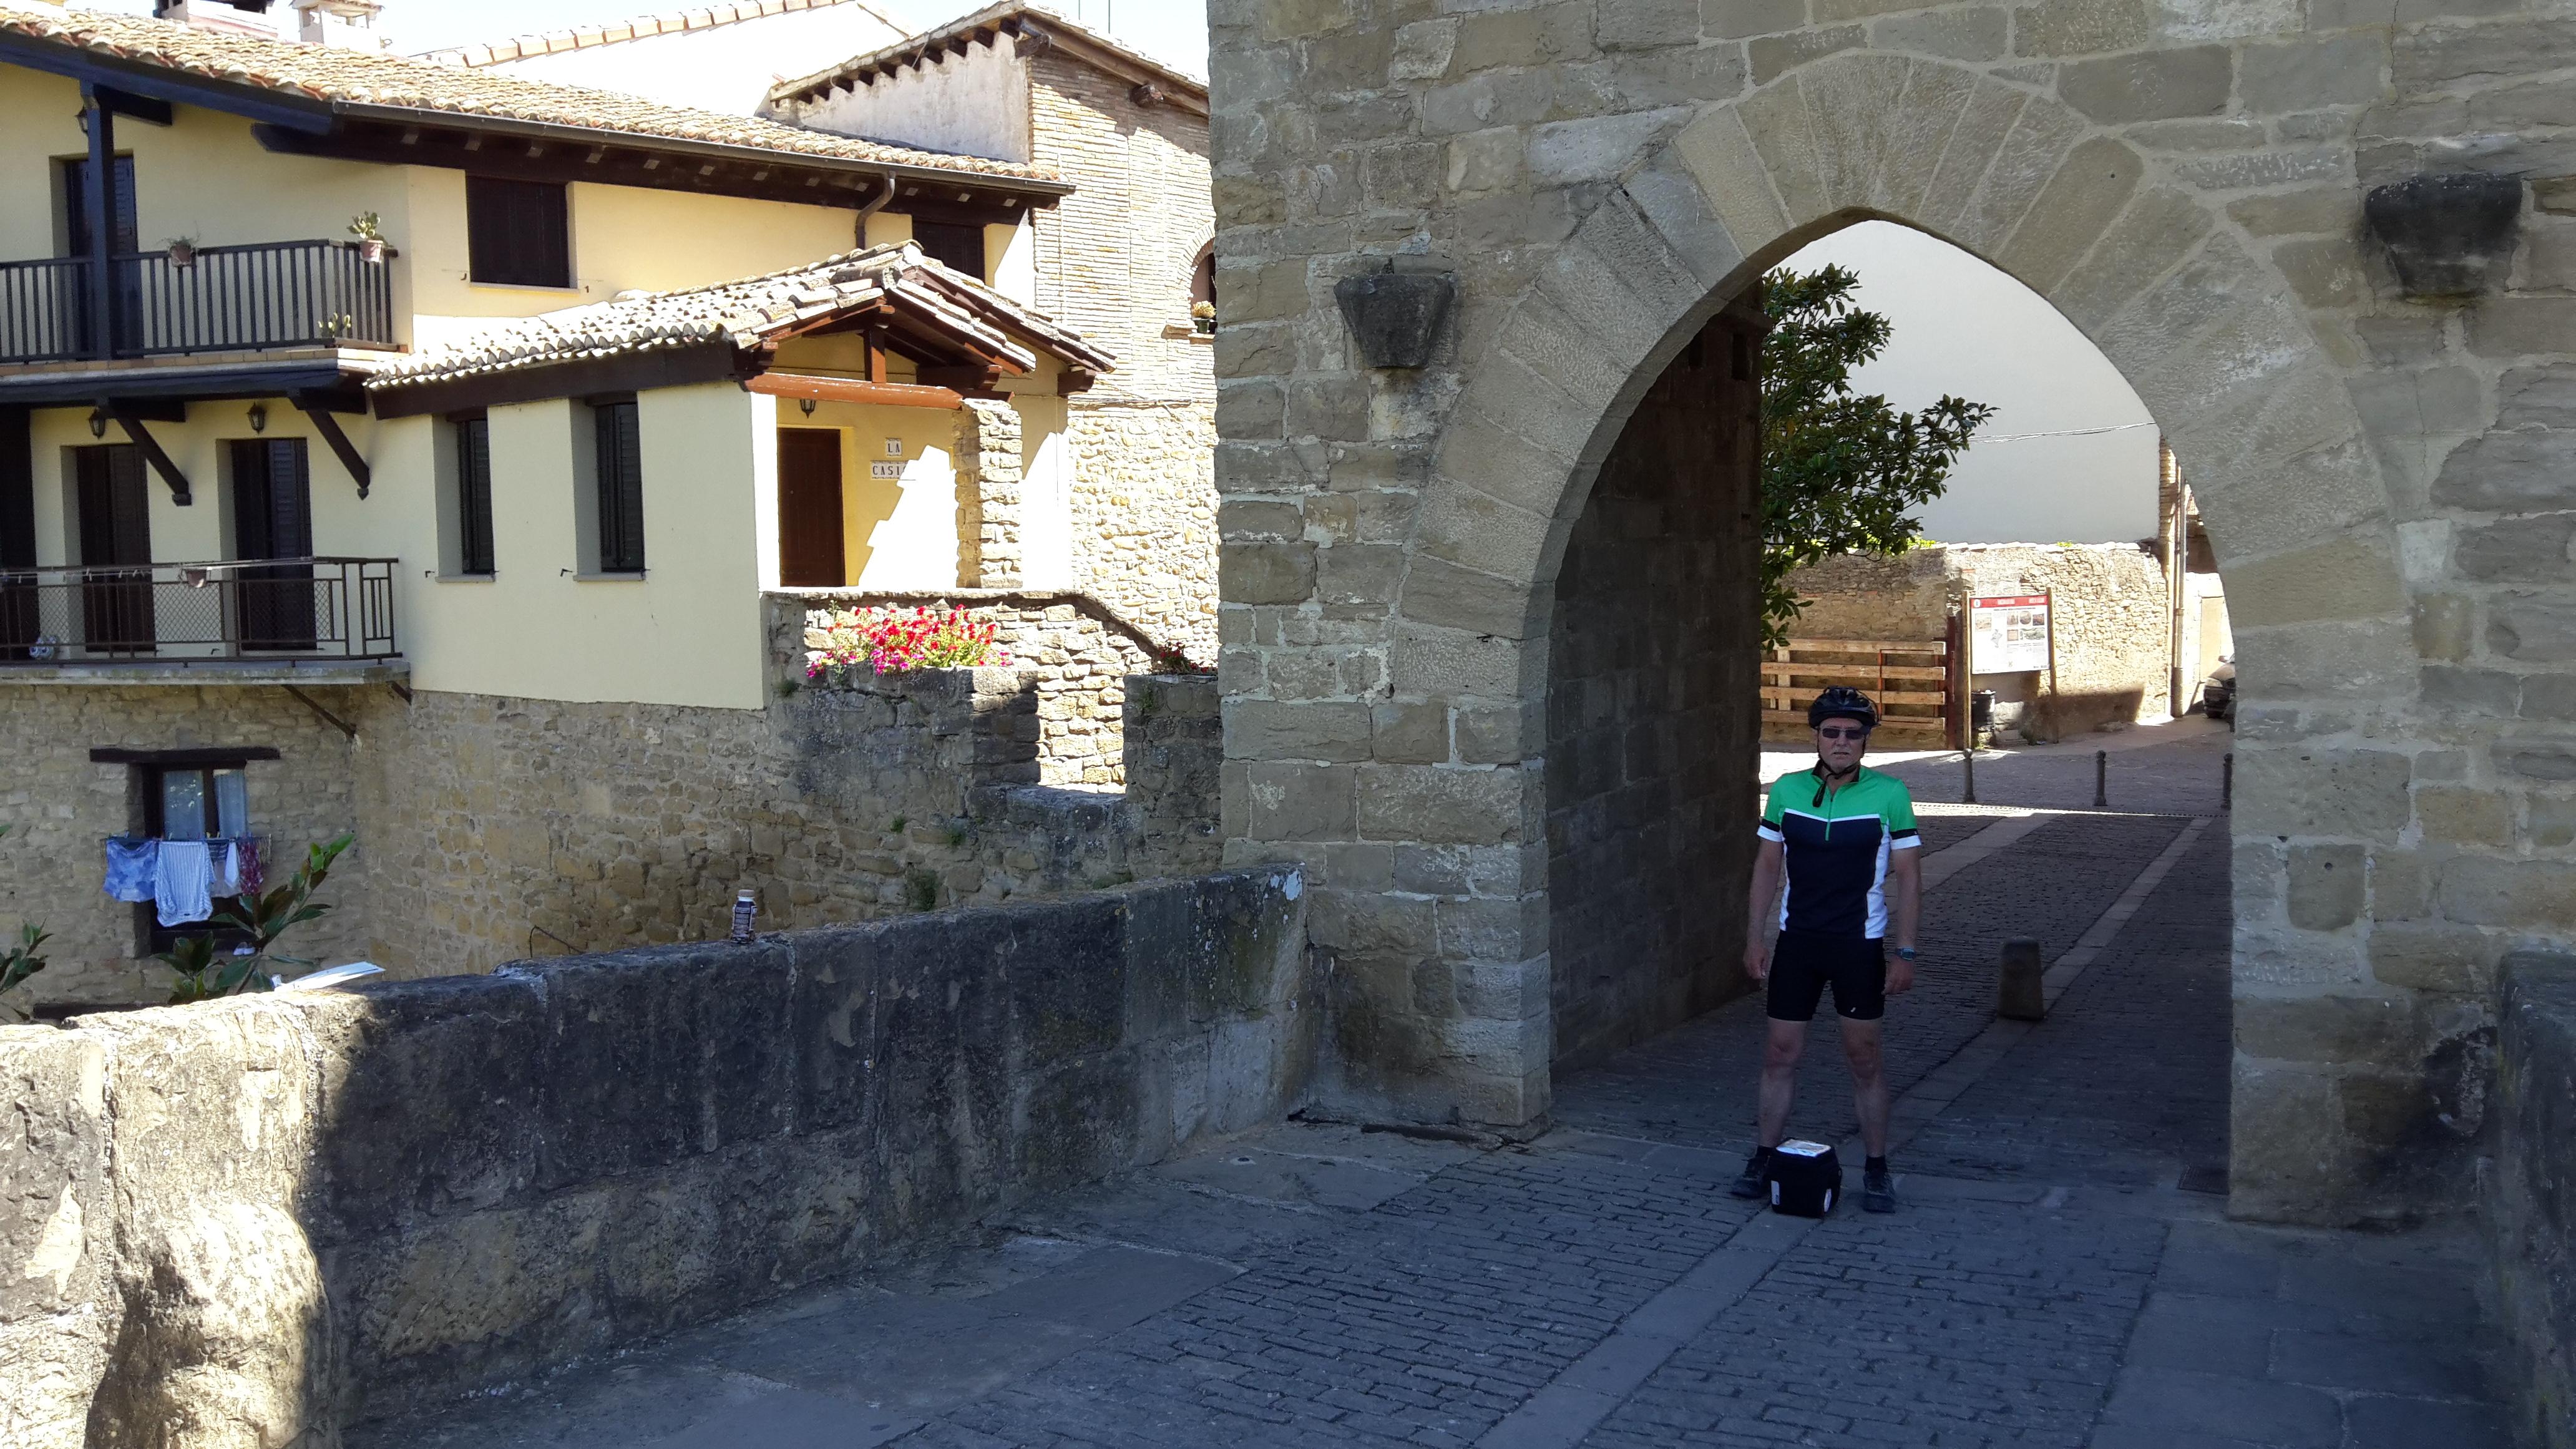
[[73, 442, 152, 653], [778, 428, 846, 587], [231, 438, 315, 651]]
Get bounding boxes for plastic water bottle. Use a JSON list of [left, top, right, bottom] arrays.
[[729, 889, 757, 944]]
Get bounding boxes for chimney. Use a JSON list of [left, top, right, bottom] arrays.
[[295, 0, 389, 50], [154, 1, 286, 38]]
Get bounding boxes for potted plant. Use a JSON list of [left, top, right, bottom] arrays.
[[1191, 300, 1216, 335], [348, 211, 387, 263], [165, 235, 197, 267]]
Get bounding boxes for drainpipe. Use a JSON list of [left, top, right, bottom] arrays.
[[2163, 439, 2187, 719], [79, 84, 114, 360], [852, 170, 900, 248]]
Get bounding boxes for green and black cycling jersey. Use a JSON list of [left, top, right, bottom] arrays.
[[1757, 765, 1921, 939]]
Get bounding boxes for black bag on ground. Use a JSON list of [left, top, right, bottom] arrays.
[[1767, 1140, 1842, 1217]]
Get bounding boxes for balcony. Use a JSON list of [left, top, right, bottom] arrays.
[[0, 557, 402, 684], [0, 239, 398, 364]]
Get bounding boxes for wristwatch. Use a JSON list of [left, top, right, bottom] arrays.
[[1894, 947, 1920, 961]]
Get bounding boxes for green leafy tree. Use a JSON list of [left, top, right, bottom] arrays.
[[0, 825, 47, 1024], [1760, 264, 1996, 646], [158, 834, 353, 1003]]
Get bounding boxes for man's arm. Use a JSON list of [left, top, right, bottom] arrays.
[[1886, 843, 1921, 994], [1745, 837, 1784, 980]]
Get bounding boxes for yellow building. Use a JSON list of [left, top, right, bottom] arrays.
[[0, 2, 1201, 1008]]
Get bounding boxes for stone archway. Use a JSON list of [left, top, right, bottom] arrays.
[[1216, 29, 2529, 1228]]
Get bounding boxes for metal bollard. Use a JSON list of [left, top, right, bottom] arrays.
[[2223, 752, 2233, 811], [1998, 938, 2046, 1022], [1963, 749, 1977, 804], [2094, 749, 2107, 808]]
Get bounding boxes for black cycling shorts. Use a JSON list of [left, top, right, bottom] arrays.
[[1766, 930, 1887, 1022]]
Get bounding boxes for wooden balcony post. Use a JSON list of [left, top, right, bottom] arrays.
[[79, 84, 115, 360]]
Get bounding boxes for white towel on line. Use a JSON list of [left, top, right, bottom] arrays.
[[155, 840, 213, 927]]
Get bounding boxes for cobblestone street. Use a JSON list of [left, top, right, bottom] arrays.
[[369, 730, 2514, 1449]]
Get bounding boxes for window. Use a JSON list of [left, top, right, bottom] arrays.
[[140, 761, 252, 954], [587, 396, 645, 573], [466, 175, 572, 288], [451, 413, 495, 576], [911, 220, 985, 281]]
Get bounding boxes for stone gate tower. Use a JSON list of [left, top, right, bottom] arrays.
[[1208, 0, 2576, 1227]]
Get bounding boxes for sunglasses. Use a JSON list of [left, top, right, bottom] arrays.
[[1816, 725, 1869, 741]]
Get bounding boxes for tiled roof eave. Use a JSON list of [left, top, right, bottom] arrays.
[[331, 99, 1076, 193]]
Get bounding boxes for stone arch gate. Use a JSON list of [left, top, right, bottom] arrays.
[[1214, 21, 2572, 1227]]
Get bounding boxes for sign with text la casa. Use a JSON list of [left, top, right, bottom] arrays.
[[1971, 595, 2050, 673]]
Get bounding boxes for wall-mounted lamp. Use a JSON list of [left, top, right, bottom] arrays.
[[247, 401, 268, 434], [87, 410, 107, 439], [798, 396, 817, 416]]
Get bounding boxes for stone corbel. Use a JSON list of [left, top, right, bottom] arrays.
[[2363, 173, 2525, 301], [1334, 263, 1457, 369]]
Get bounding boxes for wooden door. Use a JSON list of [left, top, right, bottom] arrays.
[[777, 429, 846, 588], [230, 439, 316, 650], [74, 443, 152, 652]]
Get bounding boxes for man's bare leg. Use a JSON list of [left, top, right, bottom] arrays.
[[1758, 1018, 1808, 1147], [1841, 1017, 1889, 1158]]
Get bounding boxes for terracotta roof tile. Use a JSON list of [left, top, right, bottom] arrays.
[[422, 0, 904, 70], [368, 242, 1115, 390], [0, 2, 1055, 182]]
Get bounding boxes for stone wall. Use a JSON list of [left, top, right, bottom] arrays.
[[1070, 399, 1222, 661], [0, 867, 1314, 1447], [2, 596, 1222, 1005], [1783, 542, 2177, 739], [1206, 0, 2576, 1224], [0, 684, 376, 1010], [1547, 308, 1762, 1072], [2495, 948, 2576, 1449]]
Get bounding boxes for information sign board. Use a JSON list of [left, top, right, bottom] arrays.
[[1971, 594, 2051, 673]]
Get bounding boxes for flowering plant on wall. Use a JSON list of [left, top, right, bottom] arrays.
[[806, 606, 1009, 679]]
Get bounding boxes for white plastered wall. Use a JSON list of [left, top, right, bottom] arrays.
[[466, 5, 910, 117], [786, 34, 1032, 162]]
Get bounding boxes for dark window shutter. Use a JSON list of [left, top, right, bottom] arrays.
[[466, 176, 572, 288], [456, 416, 494, 575], [910, 221, 985, 280], [228, 440, 311, 560], [593, 399, 644, 572]]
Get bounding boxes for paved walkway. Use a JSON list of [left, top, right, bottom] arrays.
[[368, 734, 2514, 1449]]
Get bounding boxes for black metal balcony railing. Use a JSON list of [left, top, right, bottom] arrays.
[[0, 239, 398, 364], [0, 558, 398, 665]]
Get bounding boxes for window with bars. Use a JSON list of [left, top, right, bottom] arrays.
[[466, 175, 572, 288], [588, 396, 645, 574], [452, 413, 494, 576], [910, 220, 985, 280]]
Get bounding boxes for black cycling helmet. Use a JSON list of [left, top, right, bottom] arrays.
[[1808, 686, 1880, 731]]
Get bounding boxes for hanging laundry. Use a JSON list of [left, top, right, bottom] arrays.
[[235, 837, 265, 897], [208, 839, 239, 897], [155, 840, 213, 928], [104, 837, 159, 903]]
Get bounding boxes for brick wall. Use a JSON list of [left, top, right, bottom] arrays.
[[1027, 51, 1213, 407]]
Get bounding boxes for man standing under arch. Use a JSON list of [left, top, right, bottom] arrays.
[[1732, 687, 1923, 1214]]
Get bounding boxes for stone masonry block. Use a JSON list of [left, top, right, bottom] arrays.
[[2415, 784, 2517, 848], [1415, 485, 1551, 587], [2489, 594, 2576, 664], [1870, 7, 2006, 61], [2229, 1057, 2348, 1224], [0, 1028, 109, 1449], [2225, 535, 2406, 628], [2013, 0, 2150, 56], [1244, 761, 1358, 841], [2369, 921, 2499, 998], [1702, 0, 1803, 39], [2439, 856, 2576, 930], [1668, 104, 1792, 257], [1619, 155, 1748, 287], [2240, 34, 2387, 112], [2235, 747, 2414, 840], [2060, 46, 2233, 124], [1372, 701, 1451, 763], [1224, 700, 1375, 763], [1221, 542, 1319, 605], [2237, 992, 2424, 1071], [1355, 764, 1526, 844], [1749, 24, 1862, 85], [1999, 134, 2147, 294], [1948, 92, 2088, 257], [1401, 554, 1543, 638], [2287, 842, 2367, 930], [2432, 432, 2576, 514]]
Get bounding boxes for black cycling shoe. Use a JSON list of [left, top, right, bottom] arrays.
[[1730, 1150, 1769, 1199], [1862, 1166, 1896, 1213]]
